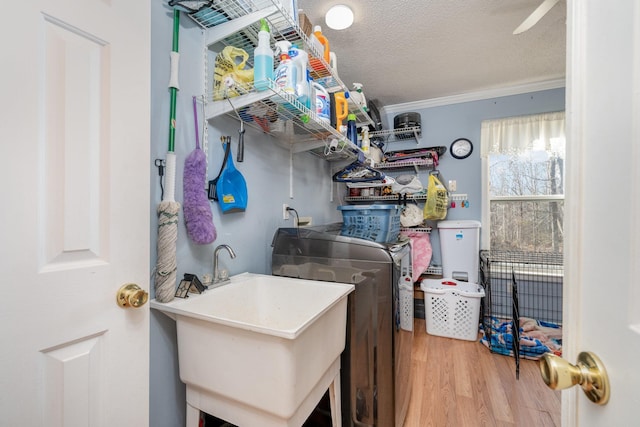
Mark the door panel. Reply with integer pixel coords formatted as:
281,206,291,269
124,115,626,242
0,1,150,426
565,0,640,424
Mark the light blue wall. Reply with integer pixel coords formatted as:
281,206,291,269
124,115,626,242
381,88,565,266
149,3,341,426
149,3,565,425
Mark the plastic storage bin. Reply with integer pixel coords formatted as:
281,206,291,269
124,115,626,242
437,220,481,283
421,278,485,341
338,204,402,243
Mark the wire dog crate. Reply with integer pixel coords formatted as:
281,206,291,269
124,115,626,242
479,250,564,377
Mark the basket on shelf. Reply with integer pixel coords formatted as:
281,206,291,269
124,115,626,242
337,204,402,243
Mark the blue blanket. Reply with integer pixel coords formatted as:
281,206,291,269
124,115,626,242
480,317,562,360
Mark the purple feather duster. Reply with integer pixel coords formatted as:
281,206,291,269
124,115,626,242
183,97,216,244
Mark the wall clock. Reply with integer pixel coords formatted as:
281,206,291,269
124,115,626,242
450,138,473,159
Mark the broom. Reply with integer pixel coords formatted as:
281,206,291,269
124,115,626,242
155,8,181,303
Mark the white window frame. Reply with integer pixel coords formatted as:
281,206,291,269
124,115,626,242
480,112,566,251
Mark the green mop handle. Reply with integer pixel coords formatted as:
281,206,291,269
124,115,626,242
168,9,180,153
164,9,180,203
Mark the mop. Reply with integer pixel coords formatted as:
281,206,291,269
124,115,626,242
155,8,182,303
183,96,216,244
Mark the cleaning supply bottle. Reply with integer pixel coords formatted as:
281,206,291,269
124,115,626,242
333,91,349,133
253,19,274,91
361,127,370,154
329,51,338,73
303,69,313,110
350,83,368,112
299,72,315,123
313,25,330,63
346,113,358,147
273,41,294,95
288,44,310,107
312,82,330,125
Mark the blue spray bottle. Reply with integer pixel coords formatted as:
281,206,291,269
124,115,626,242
253,19,274,91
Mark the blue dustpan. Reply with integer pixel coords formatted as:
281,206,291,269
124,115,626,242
216,138,247,212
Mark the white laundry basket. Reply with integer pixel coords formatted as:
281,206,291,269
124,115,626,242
421,278,485,341
399,281,414,331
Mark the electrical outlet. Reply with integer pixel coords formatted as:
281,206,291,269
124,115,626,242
283,203,290,220
448,180,457,192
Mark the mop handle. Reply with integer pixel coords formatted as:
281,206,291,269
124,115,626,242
164,9,180,203
167,9,180,153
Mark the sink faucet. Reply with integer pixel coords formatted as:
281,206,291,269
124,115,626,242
212,244,236,287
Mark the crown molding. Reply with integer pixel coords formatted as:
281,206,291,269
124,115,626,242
381,79,566,116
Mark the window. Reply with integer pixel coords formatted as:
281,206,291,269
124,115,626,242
481,112,565,252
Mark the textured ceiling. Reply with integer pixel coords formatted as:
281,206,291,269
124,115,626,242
296,0,566,108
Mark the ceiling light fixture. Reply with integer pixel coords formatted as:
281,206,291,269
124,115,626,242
325,5,354,30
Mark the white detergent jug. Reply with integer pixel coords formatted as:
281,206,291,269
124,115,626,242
312,82,330,125
288,45,310,108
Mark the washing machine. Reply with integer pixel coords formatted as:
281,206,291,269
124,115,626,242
271,224,413,427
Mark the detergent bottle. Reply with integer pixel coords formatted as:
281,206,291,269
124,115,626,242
299,72,315,124
273,41,294,95
313,25,331,63
253,19,274,91
303,69,313,110
288,44,310,108
312,82,330,125
333,91,349,133
329,51,338,73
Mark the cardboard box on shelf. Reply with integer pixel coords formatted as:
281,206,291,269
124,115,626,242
298,11,313,37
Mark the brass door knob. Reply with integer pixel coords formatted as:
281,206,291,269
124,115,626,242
540,351,610,405
116,283,149,308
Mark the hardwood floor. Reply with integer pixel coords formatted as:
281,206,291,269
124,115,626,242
405,319,561,427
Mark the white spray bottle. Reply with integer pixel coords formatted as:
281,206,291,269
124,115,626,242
351,83,368,112
273,41,294,95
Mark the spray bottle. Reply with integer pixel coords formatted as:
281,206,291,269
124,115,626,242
253,19,274,91
361,127,370,154
350,83,368,112
273,41,294,95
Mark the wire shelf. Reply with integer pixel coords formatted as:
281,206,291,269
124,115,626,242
188,0,373,129
345,194,427,202
204,79,360,161
370,126,422,144
374,158,436,170
400,227,432,234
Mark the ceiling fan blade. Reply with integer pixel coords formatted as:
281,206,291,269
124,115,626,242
513,0,560,34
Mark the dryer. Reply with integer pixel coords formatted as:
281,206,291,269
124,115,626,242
271,224,413,427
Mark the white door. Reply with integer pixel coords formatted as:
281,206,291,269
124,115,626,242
564,0,640,424
0,0,150,426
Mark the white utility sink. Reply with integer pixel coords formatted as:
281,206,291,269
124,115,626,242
151,272,354,427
